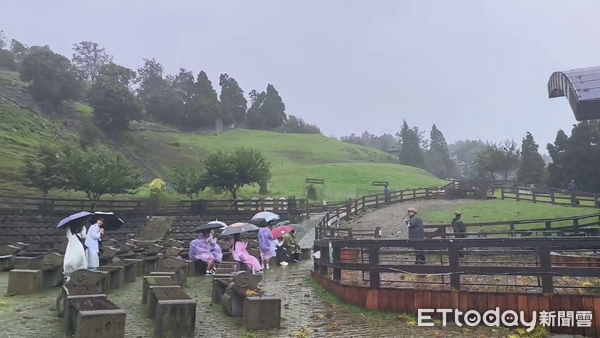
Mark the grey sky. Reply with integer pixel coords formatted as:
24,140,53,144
4,1,600,150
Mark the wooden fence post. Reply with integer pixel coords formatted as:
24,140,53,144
595,193,599,208
368,244,380,289
400,190,404,201
538,247,554,294
532,189,537,203
448,244,461,291
500,187,505,199
550,192,555,204
516,189,520,201
332,246,341,281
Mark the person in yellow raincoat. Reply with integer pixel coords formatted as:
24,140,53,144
282,230,301,263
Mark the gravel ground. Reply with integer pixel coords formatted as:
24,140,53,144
347,199,471,238
0,260,519,338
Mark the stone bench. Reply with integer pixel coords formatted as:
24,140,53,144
148,287,196,338
155,256,187,286
98,265,125,291
109,260,137,284
215,271,282,330
0,244,22,271
63,295,126,338
56,269,108,318
7,252,64,294
142,275,180,306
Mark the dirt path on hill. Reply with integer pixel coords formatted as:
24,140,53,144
345,199,472,238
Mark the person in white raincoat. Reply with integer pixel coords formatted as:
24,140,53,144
63,223,88,282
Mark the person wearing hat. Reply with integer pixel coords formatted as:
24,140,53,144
452,211,467,258
407,208,426,264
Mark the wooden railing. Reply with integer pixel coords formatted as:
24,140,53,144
314,186,443,239
313,237,600,294
501,187,600,208
0,194,304,216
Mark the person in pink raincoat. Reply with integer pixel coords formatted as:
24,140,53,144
189,230,216,275
232,233,263,274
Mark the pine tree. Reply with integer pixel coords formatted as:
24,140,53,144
219,74,247,126
517,132,546,184
262,84,287,129
426,124,455,178
187,71,222,128
397,120,426,169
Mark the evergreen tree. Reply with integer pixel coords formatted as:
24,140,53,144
397,120,425,169
219,74,247,125
425,124,455,178
261,84,287,129
246,89,266,129
547,122,600,191
517,132,545,184
186,71,222,129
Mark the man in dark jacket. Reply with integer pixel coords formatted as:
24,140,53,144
407,207,426,264
452,211,467,257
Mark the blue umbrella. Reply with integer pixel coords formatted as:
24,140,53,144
57,211,93,229
252,211,280,223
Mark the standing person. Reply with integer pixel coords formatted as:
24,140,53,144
407,208,426,264
258,223,276,270
567,179,579,206
452,211,467,258
190,230,216,275
84,218,104,270
232,234,263,274
384,184,390,203
63,223,87,282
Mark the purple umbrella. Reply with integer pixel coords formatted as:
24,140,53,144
57,211,93,229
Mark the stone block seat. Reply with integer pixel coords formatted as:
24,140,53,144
147,286,196,338
7,252,64,294
56,269,125,338
213,270,282,330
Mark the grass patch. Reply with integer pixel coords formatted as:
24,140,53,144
0,70,448,200
420,199,597,231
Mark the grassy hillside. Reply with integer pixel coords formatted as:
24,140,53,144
0,71,447,200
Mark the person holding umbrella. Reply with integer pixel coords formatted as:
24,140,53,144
84,217,104,270
190,229,217,275
258,222,276,270
283,230,301,263
58,211,92,282
232,233,263,274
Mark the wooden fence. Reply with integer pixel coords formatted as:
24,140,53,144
0,194,303,216
313,237,600,336
314,186,444,239
501,187,600,208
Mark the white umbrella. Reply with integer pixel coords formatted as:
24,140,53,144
252,211,279,223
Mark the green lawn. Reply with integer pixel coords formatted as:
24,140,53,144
130,127,447,200
420,199,598,232
0,71,448,201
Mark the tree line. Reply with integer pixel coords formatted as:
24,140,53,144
0,31,322,136
21,142,272,201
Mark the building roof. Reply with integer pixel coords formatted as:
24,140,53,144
548,66,600,121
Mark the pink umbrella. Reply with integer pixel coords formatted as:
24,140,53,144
272,225,294,240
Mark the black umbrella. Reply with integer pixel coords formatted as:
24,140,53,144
194,221,227,233
88,211,124,231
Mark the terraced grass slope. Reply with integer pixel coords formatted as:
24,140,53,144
0,70,448,200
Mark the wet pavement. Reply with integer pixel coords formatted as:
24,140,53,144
0,260,535,338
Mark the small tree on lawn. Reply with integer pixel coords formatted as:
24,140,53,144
204,147,272,201
20,144,63,196
167,163,207,199
59,144,145,201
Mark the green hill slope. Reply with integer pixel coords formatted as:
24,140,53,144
0,71,448,200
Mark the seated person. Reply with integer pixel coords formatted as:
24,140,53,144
209,230,223,264
274,237,290,266
232,234,263,274
189,230,216,275
282,230,301,263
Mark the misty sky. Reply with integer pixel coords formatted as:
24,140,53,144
4,1,600,150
